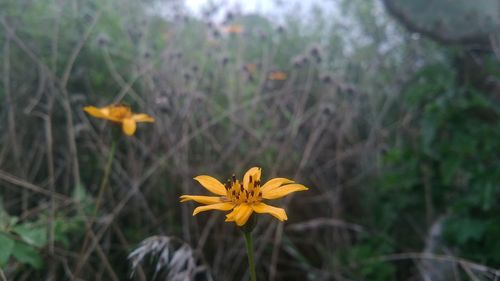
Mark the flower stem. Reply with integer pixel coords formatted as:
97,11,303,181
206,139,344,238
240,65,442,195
243,231,257,281
93,138,117,216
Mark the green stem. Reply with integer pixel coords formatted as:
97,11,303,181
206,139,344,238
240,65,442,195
243,231,257,281
92,138,117,217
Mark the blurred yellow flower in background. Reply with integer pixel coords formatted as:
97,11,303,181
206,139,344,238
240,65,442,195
267,71,288,81
181,167,308,226
223,24,243,34
244,63,258,75
84,104,154,136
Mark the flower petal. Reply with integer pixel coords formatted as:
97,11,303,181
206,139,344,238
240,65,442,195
225,204,254,226
243,167,261,190
192,202,234,216
251,202,288,221
84,106,122,122
180,195,223,204
132,113,155,122
122,118,136,136
194,175,227,196
260,178,294,193
224,207,239,222
84,106,107,118
234,204,253,226
261,184,308,200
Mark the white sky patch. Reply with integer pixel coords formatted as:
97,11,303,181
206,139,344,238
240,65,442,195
185,0,275,14
183,0,338,24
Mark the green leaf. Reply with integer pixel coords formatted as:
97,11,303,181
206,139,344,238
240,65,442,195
445,217,486,244
12,242,43,269
53,218,85,248
13,224,47,248
0,232,15,265
440,158,460,186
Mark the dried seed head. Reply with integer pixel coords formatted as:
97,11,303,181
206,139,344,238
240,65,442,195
321,74,333,84
310,45,321,58
96,33,110,47
292,56,304,68
128,236,209,281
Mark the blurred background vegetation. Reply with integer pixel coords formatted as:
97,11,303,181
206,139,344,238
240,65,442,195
0,0,499,280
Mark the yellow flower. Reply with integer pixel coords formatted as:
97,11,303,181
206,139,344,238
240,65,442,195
244,63,258,75
267,71,287,81
223,24,243,34
84,104,154,136
180,167,308,226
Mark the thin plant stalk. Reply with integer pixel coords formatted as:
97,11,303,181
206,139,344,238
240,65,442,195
75,135,119,273
93,137,118,216
79,135,117,236
243,231,257,281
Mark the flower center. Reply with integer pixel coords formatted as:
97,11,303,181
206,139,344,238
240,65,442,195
109,105,132,119
224,175,262,205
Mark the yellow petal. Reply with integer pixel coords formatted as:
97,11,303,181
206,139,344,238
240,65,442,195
268,71,287,81
243,167,261,190
260,178,294,193
194,175,227,196
193,202,234,215
234,204,253,226
225,204,254,226
84,106,107,118
132,113,155,122
261,184,308,200
180,195,222,204
251,202,288,221
84,106,123,122
100,107,122,121
224,207,238,222
122,118,136,136
84,106,117,121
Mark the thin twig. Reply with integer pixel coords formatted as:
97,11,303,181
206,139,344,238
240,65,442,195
373,252,500,276
0,170,71,202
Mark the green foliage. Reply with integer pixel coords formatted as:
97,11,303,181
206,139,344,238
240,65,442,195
344,236,395,281
0,196,86,270
0,233,15,265
11,242,43,269
13,224,48,248
373,52,500,271
0,202,44,269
